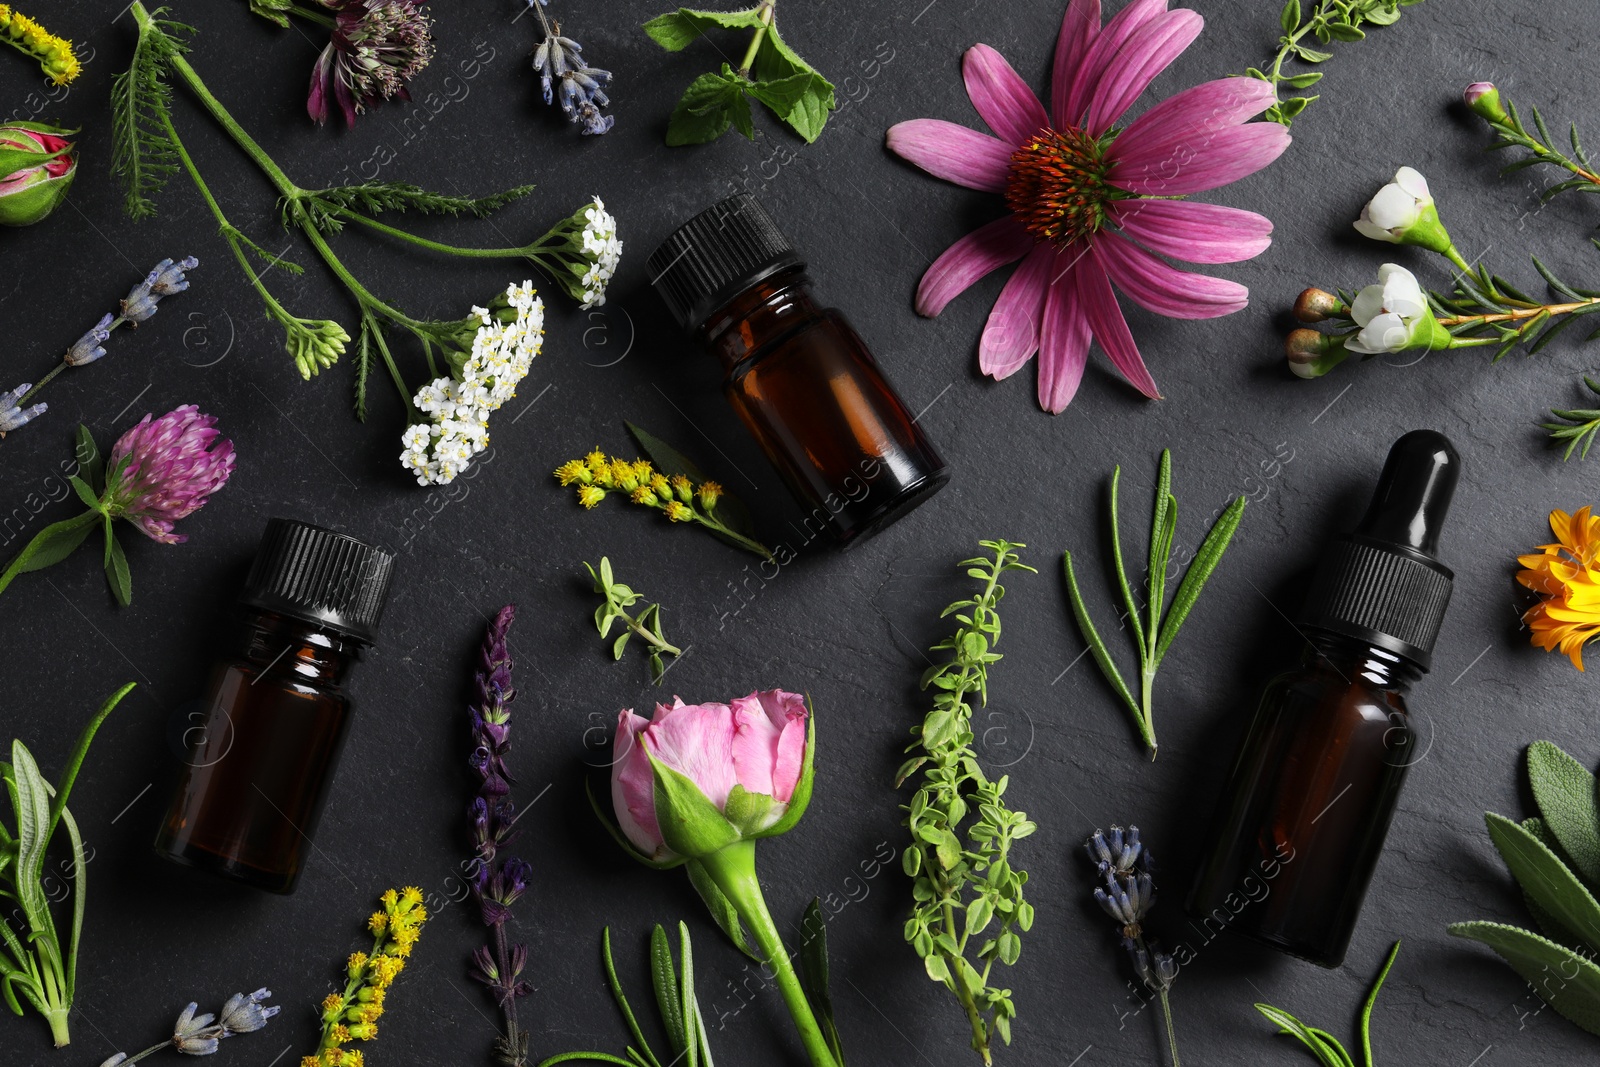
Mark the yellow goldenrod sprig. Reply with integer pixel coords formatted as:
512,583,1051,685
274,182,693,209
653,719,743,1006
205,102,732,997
0,5,80,85
301,887,428,1067
555,449,773,560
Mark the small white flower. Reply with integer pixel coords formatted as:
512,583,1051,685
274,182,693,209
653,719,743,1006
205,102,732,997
1345,264,1433,355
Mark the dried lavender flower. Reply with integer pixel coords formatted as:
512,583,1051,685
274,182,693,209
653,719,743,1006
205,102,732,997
526,3,613,134
1085,825,1181,1062
0,381,45,434
66,313,113,366
98,989,279,1065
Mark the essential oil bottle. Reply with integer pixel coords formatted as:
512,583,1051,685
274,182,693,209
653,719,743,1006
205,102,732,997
648,194,949,546
1188,430,1460,967
154,518,395,894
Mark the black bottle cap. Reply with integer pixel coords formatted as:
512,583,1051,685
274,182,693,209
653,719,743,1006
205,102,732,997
1300,430,1460,671
240,518,396,644
647,193,804,332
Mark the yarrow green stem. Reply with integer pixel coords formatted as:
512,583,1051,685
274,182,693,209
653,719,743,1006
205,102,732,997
1064,451,1245,760
1243,0,1424,126
897,540,1037,1066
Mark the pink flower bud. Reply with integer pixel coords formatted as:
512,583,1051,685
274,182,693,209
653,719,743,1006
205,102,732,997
0,122,76,227
1464,82,1508,124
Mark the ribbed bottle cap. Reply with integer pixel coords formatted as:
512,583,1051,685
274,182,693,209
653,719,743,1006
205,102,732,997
647,193,804,332
241,518,395,644
1300,431,1460,671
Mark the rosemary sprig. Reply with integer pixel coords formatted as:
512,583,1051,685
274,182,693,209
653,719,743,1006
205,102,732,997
897,540,1037,1066
1244,0,1424,127
1254,940,1401,1066
1543,375,1600,460
1064,451,1246,760
1466,83,1600,202
586,558,682,684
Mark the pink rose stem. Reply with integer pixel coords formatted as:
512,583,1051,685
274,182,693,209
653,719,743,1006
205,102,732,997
693,840,839,1067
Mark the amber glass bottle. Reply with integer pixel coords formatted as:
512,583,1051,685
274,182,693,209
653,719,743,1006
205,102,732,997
1189,430,1460,967
154,519,395,894
649,194,948,546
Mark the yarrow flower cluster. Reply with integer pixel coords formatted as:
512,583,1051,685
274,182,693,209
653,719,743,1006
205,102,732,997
99,989,280,1066
302,888,429,1067
527,2,614,134
400,281,543,486
309,0,435,127
2,256,199,437
0,5,80,85
526,197,622,308
554,449,772,558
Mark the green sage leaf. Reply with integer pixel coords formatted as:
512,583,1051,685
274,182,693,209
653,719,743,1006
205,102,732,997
1484,811,1600,949
1449,921,1600,1035
1527,740,1600,887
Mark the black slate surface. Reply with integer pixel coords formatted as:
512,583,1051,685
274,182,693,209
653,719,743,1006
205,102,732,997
3,1,1598,1064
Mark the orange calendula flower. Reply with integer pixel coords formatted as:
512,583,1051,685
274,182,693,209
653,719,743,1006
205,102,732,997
1517,506,1600,670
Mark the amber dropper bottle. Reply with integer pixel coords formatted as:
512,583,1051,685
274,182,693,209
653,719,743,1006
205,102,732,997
154,518,395,894
1188,430,1460,967
648,194,949,546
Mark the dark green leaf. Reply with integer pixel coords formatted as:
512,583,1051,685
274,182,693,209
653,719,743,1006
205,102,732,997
1449,921,1600,1035
651,924,687,1054
1062,551,1146,730
2,511,100,582
74,425,103,494
600,927,666,1067
1528,741,1600,887
798,898,845,1067
1253,1003,1354,1067
105,531,133,606
1484,811,1600,948
747,70,832,143
1155,494,1246,663
665,67,752,145
642,7,768,51
68,476,99,512
49,683,135,842
626,421,760,542
1108,467,1147,660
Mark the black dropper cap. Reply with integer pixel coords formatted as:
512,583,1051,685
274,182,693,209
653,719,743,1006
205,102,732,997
240,518,396,644
1300,430,1460,671
647,194,804,333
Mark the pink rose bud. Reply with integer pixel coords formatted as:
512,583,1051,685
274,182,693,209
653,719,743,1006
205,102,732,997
0,121,77,227
611,689,812,863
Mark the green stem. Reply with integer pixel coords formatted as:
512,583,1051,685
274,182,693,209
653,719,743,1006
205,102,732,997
16,361,68,407
337,207,552,259
286,1,336,29
696,842,838,1067
1157,987,1181,1067
939,944,991,1066
1441,246,1475,277
44,1005,70,1048
694,513,775,561
110,1040,170,1065
737,0,776,77
618,605,682,657
1139,665,1157,761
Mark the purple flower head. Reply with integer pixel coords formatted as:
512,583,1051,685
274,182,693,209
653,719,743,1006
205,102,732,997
468,943,499,985
149,256,198,297
309,0,435,127
105,405,236,544
66,313,113,367
0,383,46,434
218,988,279,1035
171,1002,223,1055
532,34,613,134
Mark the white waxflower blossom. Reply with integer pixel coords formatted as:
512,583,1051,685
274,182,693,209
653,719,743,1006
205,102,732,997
399,280,545,486
1345,264,1436,355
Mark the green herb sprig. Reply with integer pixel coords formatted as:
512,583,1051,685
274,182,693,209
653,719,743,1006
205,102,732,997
0,682,136,1048
586,558,682,685
643,2,836,145
1466,83,1600,202
1543,376,1600,460
1064,451,1246,760
1450,741,1600,1037
898,540,1037,1065
1244,0,1424,127
1255,940,1402,1065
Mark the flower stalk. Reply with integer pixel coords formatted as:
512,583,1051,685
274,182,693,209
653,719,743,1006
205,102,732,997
1465,81,1600,200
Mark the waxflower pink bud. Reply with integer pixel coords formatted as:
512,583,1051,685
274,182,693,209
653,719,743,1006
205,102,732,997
105,405,237,544
0,121,76,227
1464,81,1508,124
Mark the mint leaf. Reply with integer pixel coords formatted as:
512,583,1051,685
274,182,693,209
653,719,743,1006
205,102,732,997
1449,921,1600,1035
748,70,831,143
1484,811,1600,949
1528,740,1600,887
643,6,767,51
666,66,753,145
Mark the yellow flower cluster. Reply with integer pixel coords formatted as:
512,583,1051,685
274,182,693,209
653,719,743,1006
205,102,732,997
301,887,428,1067
1517,506,1600,671
0,5,80,85
554,450,722,521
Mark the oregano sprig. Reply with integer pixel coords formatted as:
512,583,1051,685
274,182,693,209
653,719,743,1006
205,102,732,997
643,2,836,145
585,558,682,685
897,540,1037,1065
1063,451,1246,760
1243,0,1424,127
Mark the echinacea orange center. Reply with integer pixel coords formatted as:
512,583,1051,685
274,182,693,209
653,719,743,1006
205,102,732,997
1004,125,1122,246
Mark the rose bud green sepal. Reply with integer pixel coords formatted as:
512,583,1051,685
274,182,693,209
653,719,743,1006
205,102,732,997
0,121,77,227
647,750,745,857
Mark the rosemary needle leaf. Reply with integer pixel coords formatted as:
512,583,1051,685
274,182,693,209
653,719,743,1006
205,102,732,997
1155,495,1248,664
1109,466,1147,659
1063,551,1144,724
1146,450,1174,639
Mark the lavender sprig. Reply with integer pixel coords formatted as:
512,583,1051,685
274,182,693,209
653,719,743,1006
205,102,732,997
98,989,279,1066
525,1,614,134
1086,826,1182,1066
466,605,535,1067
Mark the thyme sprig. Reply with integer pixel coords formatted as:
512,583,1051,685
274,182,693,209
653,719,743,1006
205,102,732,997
1466,83,1600,202
897,540,1037,1065
586,558,682,685
1544,376,1600,460
1064,451,1246,760
1243,0,1424,127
